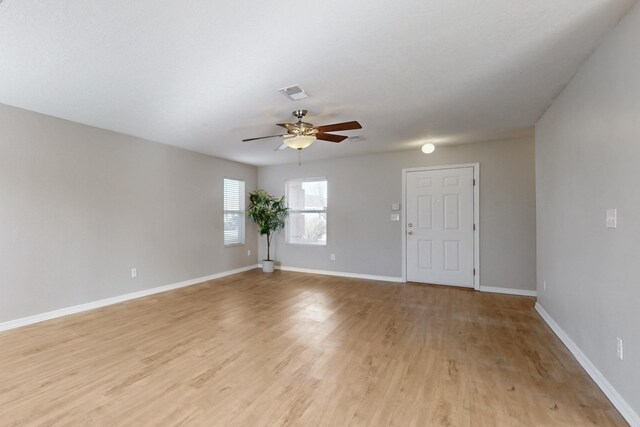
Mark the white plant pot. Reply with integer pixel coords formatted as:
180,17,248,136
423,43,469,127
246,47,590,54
262,260,275,273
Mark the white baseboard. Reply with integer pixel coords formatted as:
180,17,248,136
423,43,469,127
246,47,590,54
259,266,536,294
258,264,404,283
0,264,259,333
480,286,537,297
535,303,640,427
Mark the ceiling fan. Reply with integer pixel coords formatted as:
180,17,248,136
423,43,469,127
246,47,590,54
242,110,362,151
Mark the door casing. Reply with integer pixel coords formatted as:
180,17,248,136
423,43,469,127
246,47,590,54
402,163,480,290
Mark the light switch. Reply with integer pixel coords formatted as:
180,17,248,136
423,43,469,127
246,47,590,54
391,203,400,211
606,209,617,229
391,214,400,222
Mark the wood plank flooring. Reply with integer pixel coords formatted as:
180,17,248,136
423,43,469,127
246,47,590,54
0,270,627,426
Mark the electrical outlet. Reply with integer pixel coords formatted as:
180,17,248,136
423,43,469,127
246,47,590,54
248,249,251,256
543,280,547,291
330,253,336,261
131,268,137,278
617,337,624,360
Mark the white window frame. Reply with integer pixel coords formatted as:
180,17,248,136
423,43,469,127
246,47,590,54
223,178,245,247
285,177,328,246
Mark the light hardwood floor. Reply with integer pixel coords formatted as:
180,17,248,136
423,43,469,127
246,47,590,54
0,270,627,426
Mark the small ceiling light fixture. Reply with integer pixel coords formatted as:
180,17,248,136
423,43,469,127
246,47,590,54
284,135,316,150
421,143,436,154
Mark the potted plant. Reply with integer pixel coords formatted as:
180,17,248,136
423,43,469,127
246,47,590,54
247,190,289,273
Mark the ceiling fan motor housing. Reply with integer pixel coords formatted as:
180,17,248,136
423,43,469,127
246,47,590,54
292,110,308,120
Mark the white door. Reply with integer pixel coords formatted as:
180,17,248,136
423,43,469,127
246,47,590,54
406,167,475,287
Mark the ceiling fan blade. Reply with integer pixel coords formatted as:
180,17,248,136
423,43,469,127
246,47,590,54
242,134,286,142
316,133,348,143
315,121,362,133
276,123,296,130
274,143,287,151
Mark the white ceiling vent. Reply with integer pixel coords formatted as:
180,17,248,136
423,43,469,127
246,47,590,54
278,84,309,101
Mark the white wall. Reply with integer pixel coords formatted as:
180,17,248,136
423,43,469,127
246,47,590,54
536,1,640,420
0,103,258,323
258,137,536,291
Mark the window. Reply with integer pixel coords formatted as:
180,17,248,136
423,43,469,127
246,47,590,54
223,178,245,246
286,178,327,245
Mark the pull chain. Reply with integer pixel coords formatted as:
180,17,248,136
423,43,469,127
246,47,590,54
298,149,301,166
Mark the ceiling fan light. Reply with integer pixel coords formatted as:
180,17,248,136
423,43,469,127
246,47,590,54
421,143,436,154
285,135,316,150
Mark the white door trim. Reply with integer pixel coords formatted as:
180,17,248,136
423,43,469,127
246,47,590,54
402,163,480,290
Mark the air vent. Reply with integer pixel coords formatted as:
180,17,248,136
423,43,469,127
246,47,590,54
278,84,309,101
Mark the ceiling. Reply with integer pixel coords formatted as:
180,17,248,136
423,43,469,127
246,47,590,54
0,0,635,166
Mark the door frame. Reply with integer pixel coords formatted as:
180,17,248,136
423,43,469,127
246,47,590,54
401,163,480,290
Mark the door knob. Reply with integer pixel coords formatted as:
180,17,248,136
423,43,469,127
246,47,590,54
407,231,414,235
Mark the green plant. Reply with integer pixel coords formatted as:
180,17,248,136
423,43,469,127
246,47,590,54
247,190,289,261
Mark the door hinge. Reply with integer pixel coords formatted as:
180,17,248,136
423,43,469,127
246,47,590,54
473,268,476,276
473,224,476,231
473,178,476,186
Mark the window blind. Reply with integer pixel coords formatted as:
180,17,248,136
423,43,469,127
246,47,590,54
224,178,245,246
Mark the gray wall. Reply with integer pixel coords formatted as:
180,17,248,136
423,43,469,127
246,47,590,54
0,103,258,323
536,2,640,416
258,137,536,291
